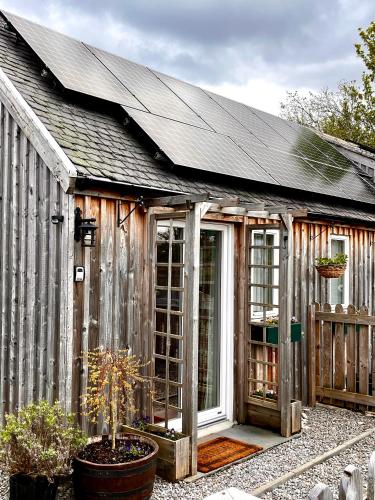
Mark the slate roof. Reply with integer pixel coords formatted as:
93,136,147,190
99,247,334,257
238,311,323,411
1,18,375,222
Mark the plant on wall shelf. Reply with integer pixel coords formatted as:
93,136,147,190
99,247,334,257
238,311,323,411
315,253,348,278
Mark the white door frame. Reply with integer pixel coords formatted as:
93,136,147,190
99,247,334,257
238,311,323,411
197,222,234,427
155,220,234,430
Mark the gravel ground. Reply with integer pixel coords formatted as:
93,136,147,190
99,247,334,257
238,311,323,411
152,406,375,499
262,432,375,499
0,406,374,500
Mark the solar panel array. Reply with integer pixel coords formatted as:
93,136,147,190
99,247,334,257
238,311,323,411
4,10,375,205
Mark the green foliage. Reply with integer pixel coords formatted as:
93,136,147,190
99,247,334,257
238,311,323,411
281,21,375,148
0,401,87,480
315,253,348,266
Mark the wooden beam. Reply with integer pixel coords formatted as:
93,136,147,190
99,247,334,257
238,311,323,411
182,202,201,476
279,213,294,437
0,68,76,193
146,193,211,207
316,387,375,406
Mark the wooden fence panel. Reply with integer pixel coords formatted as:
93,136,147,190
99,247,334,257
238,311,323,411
308,303,375,410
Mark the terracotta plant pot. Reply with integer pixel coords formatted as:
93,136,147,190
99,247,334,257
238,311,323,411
73,433,159,500
315,264,346,278
9,474,58,500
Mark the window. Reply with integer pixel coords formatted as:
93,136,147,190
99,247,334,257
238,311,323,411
250,230,279,318
329,235,349,306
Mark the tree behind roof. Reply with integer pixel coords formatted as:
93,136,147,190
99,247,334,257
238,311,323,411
280,21,375,149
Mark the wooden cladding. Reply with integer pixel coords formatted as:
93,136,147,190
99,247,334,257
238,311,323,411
0,103,74,420
308,303,375,409
72,196,147,422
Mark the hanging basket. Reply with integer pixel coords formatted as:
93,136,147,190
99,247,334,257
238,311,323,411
315,264,346,278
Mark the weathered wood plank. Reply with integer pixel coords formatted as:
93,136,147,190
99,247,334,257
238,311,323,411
334,305,345,402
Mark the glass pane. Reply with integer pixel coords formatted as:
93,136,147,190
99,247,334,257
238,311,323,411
170,338,183,360
156,242,169,263
171,290,183,312
251,232,275,313
156,289,168,310
170,314,183,336
173,227,184,241
156,266,168,286
169,361,182,383
331,239,345,304
155,335,167,356
198,230,221,412
155,358,166,380
157,226,169,241
155,311,167,333
172,243,183,263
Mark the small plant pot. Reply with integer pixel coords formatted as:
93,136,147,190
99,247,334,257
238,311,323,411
73,433,159,500
315,264,346,278
9,474,58,500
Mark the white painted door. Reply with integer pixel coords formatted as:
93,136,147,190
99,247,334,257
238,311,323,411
197,223,234,427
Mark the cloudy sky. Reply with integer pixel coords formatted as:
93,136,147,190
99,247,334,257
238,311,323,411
0,0,373,114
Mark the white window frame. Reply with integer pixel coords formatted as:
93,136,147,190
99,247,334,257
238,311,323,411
251,229,280,319
328,234,349,307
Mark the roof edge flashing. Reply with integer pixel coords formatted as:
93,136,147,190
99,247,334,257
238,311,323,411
0,66,76,193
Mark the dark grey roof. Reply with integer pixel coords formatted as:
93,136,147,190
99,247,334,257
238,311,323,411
1,16,375,222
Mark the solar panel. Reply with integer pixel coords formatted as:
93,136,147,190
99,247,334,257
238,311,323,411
88,46,209,129
4,10,374,205
234,138,349,199
123,107,277,185
3,11,145,108
153,71,265,146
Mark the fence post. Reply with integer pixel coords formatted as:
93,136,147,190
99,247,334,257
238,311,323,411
368,451,375,500
308,303,316,406
339,465,363,500
308,483,333,499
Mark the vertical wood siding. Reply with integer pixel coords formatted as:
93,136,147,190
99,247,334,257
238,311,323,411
72,195,146,421
0,102,74,421
292,220,375,402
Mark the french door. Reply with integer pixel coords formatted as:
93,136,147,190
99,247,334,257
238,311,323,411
153,221,233,429
197,224,233,426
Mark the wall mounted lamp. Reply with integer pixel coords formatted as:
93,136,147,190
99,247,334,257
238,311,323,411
74,207,97,247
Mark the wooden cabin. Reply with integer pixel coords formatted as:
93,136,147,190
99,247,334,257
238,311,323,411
1,11,375,475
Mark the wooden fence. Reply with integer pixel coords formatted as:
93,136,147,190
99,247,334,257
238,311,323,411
307,303,375,409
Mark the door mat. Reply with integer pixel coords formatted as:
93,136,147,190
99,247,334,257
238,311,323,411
197,437,263,473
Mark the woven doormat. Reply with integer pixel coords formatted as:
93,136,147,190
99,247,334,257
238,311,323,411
197,437,263,473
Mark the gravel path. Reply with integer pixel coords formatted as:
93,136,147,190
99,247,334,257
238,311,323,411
262,432,375,499
0,406,374,500
152,406,375,499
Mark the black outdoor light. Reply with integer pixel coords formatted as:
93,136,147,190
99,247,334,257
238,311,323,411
74,207,97,247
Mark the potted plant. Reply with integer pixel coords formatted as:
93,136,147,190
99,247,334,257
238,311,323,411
0,400,87,500
315,253,348,278
73,348,159,500
123,416,190,481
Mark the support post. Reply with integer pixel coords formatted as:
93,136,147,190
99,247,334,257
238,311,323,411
308,303,317,406
182,202,201,476
279,214,293,437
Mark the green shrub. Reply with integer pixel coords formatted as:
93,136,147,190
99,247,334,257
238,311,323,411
315,253,348,266
0,401,87,481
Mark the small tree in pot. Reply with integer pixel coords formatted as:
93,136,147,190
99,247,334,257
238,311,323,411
0,401,87,500
74,348,159,500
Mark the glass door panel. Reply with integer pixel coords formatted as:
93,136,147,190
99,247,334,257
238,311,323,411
198,230,222,412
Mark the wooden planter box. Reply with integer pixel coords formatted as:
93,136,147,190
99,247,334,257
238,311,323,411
251,322,302,344
247,398,301,435
122,424,190,481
